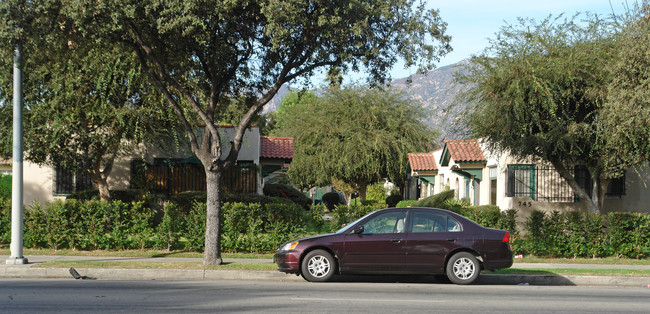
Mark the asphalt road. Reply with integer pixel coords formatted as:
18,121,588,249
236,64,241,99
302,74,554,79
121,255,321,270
2,279,649,313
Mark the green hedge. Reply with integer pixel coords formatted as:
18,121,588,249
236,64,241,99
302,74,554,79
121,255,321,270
0,198,10,244
168,191,277,214
11,197,307,253
514,210,650,259
0,174,10,200
2,194,648,258
146,200,307,253
24,199,155,250
66,189,151,203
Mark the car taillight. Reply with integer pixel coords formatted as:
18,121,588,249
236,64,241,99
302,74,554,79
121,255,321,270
502,231,510,243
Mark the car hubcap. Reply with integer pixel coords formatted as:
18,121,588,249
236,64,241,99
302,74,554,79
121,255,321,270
307,255,330,278
453,257,475,279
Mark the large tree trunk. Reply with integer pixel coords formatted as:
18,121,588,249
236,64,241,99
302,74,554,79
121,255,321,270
592,170,610,214
96,179,111,202
89,169,111,202
357,184,368,202
204,169,223,265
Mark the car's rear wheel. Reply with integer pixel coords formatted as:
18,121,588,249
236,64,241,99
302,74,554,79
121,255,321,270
301,249,336,282
446,252,480,285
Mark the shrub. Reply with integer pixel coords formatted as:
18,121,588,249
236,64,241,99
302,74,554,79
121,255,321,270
395,199,417,207
183,201,206,252
169,191,276,213
327,203,384,232
366,182,387,202
385,194,403,208
67,189,149,203
184,199,307,253
152,202,184,250
263,183,312,209
220,201,306,253
518,210,611,258
606,212,650,259
322,192,343,211
0,198,11,244
23,199,155,250
412,190,455,208
460,205,502,228
168,191,207,213
440,198,470,213
0,174,11,200
307,203,327,233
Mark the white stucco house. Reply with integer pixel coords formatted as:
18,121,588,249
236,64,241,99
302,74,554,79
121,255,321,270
408,139,650,216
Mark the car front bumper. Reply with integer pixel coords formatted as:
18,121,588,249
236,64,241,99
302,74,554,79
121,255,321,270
273,251,301,273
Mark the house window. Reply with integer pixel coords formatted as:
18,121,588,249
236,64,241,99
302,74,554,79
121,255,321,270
489,167,497,205
54,166,94,195
606,173,626,197
506,165,536,200
130,158,257,194
575,166,626,198
507,165,626,203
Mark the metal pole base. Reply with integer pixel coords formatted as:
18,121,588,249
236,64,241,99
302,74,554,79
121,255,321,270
6,257,29,265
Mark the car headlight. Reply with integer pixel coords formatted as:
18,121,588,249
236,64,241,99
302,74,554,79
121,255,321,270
280,241,299,252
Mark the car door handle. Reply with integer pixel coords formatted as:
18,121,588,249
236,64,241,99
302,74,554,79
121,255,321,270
391,238,402,243
447,238,457,242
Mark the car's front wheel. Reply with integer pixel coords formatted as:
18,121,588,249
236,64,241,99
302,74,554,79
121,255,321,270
446,252,480,285
301,249,336,282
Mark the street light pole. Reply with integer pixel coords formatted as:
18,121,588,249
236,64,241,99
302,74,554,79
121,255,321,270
6,42,28,265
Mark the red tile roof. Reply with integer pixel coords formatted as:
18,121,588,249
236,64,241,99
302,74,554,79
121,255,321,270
408,152,438,171
261,136,294,159
444,139,485,162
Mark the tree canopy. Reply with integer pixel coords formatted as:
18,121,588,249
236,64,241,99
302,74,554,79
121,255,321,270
458,10,650,214
275,86,437,201
2,0,452,264
601,4,650,178
0,1,176,201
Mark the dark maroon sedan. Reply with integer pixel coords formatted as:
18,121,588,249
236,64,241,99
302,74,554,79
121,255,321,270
274,207,513,284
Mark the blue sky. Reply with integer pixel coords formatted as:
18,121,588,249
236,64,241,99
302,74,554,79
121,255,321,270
388,0,635,78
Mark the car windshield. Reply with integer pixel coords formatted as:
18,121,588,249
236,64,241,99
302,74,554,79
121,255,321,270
335,212,375,234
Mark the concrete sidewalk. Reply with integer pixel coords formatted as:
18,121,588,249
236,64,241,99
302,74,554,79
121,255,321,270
2,255,650,287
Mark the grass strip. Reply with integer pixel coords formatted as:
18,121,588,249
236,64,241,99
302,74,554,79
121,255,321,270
0,248,273,260
34,260,278,271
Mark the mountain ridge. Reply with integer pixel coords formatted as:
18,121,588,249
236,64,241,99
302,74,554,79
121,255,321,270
263,60,472,141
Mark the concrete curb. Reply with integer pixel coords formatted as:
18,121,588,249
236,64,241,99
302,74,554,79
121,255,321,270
2,266,648,287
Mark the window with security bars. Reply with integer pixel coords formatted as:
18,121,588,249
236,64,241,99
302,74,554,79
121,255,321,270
54,166,94,195
574,166,626,199
130,159,257,194
506,165,626,202
506,165,536,200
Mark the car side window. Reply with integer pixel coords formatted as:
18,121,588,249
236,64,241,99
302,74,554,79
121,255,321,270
411,211,463,233
448,217,462,232
411,211,448,233
361,211,407,234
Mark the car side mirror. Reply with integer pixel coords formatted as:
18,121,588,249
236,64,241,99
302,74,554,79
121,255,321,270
353,226,364,234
